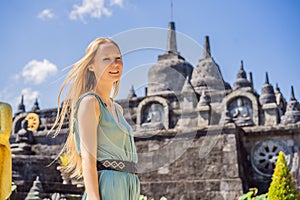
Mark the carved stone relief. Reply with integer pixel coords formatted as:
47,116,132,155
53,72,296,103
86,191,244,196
228,97,254,126
251,139,292,177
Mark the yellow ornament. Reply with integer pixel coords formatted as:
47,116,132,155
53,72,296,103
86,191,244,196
25,113,40,131
0,102,12,200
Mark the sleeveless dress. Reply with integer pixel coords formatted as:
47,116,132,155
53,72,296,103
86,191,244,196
73,91,140,200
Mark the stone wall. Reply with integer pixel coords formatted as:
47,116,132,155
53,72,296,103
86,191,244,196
136,127,244,199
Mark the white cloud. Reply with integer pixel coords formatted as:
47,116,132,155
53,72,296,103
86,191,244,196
69,0,123,21
22,59,58,85
110,0,123,7
11,74,20,81
37,9,55,20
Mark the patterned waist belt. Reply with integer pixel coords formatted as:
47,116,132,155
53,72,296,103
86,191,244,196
97,159,138,174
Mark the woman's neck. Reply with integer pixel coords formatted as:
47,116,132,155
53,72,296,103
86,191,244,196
94,81,114,103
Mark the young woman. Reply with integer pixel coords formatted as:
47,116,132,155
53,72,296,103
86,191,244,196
52,38,140,200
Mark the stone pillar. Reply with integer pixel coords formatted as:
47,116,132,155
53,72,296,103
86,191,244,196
198,105,211,127
197,90,211,127
262,103,279,125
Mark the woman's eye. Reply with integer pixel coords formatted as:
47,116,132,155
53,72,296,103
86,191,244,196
103,58,110,61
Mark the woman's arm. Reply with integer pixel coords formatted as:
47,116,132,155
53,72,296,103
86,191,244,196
77,95,101,200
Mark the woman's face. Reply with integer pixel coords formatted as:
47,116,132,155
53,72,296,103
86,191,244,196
90,42,123,84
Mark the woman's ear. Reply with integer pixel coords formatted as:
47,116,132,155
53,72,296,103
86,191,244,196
88,65,94,72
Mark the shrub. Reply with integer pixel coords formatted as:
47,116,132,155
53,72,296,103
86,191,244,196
268,151,300,200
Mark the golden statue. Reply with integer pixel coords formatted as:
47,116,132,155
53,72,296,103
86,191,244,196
0,102,12,200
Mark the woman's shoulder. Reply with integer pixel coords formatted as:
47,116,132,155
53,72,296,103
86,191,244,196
79,94,99,106
76,93,102,118
76,91,104,107
114,102,123,115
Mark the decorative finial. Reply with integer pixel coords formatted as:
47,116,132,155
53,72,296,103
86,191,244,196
240,60,244,70
281,85,300,124
128,85,137,99
198,90,211,106
203,36,211,58
17,95,26,113
249,72,254,89
233,61,251,89
291,86,296,101
167,21,177,53
31,98,40,111
265,72,269,84
170,0,174,21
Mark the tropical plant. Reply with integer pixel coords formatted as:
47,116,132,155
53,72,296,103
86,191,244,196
268,151,300,200
238,188,268,200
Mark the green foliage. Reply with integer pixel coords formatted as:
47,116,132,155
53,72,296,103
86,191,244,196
239,188,268,200
268,151,300,200
139,195,148,200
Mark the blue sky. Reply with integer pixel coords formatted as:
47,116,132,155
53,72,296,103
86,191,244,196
0,0,300,112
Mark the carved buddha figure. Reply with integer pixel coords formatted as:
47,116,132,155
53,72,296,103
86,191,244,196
229,97,254,126
16,120,34,144
142,103,165,130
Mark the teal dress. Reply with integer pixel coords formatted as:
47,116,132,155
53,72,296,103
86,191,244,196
73,91,140,200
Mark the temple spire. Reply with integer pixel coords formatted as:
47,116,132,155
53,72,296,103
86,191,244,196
170,0,174,21
233,60,251,90
265,72,269,84
17,95,26,113
249,72,254,90
167,21,177,53
31,98,40,112
291,85,296,101
259,72,276,105
240,60,244,70
203,36,211,58
127,85,137,99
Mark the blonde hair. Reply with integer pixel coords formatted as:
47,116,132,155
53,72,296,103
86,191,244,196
51,38,121,179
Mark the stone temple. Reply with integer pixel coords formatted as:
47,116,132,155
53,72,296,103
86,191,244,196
9,22,300,199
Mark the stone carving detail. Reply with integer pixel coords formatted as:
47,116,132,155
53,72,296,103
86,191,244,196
136,96,169,132
281,86,300,124
228,97,254,126
15,120,35,144
251,139,292,177
11,113,40,155
141,103,165,130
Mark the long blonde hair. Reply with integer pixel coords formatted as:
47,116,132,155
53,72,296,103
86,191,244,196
51,38,121,179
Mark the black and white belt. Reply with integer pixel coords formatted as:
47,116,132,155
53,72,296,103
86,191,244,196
97,159,138,174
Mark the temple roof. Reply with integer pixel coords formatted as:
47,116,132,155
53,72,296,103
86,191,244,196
259,72,276,105
190,36,231,94
281,86,300,124
233,60,252,90
147,21,193,95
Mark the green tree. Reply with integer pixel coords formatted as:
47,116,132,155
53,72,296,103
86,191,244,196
268,151,300,200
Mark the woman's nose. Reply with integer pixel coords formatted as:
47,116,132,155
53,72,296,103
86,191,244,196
112,58,120,66
111,60,118,67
